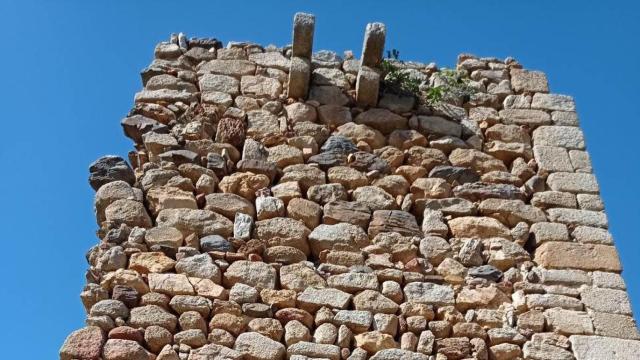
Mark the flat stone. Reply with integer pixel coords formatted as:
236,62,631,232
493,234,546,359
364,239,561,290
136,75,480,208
535,241,621,272
368,210,421,238
452,182,526,202
356,108,408,135
148,273,195,296
448,216,511,239
176,254,221,282
547,172,599,194
530,222,570,246
499,109,551,127
580,287,632,315
532,126,585,149
334,310,373,333
241,75,282,99
522,341,573,360
309,223,370,256
248,51,291,71
478,199,546,226
156,208,233,238
544,308,594,335
188,344,243,360
327,272,379,293
323,200,371,229
403,282,454,306
197,59,256,78
572,226,613,244
297,287,352,311
510,69,549,93
198,74,240,95
534,146,574,172
429,165,480,185
570,335,640,360
546,208,608,228
532,93,576,111
369,349,429,360
352,290,399,315
590,312,640,340
287,341,341,360
413,116,462,137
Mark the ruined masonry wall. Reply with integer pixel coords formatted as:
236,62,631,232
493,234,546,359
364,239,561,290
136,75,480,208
60,13,639,360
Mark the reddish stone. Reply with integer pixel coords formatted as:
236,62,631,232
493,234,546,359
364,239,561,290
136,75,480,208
60,326,105,360
108,326,144,344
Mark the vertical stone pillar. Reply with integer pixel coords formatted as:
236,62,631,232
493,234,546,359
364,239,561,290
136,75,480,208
287,12,315,100
356,23,386,107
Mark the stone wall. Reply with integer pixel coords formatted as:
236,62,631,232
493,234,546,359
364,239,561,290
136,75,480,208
60,13,639,360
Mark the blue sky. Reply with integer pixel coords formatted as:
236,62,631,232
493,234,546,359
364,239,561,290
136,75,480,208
0,0,638,357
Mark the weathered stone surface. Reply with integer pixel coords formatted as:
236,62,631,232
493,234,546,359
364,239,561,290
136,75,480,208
580,287,633,315
287,341,341,360
89,156,136,190
448,216,511,239
535,241,621,272
309,223,370,256
297,287,352,311
323,200,371,229
547,172,599,193
510,69,549,93
280,262,326,292
356,108,407,135
570,335,640,360
253,217,311,254
368,210,421,238
156,208,233,238
60,326,105,360
223,260,277,290
102,339,154,360
234,332,285,360
403,282,454,306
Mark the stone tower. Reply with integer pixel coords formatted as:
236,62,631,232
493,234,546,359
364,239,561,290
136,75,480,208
60,13,639,360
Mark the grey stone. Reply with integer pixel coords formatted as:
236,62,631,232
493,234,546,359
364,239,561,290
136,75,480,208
570,335,640,360
580,287,633,315
288,56,311,99
413,115,462,137
89,156,135,191
532,126,585,149
531,93,576,111
546,208,608,228
403,282,454,306
360,22,386,68
292,13,315,59
547,172,599,194
234,332,285,360
533,146,574,172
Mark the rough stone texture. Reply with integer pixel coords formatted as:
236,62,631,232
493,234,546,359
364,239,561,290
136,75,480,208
63,19,640,360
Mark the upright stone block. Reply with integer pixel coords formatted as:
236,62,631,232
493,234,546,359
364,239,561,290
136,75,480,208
356,22,386,107
360,23,386,68
292,13,315,58
287,13,315,100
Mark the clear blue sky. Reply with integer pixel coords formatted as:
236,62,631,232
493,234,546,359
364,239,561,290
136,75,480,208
0,1,638,357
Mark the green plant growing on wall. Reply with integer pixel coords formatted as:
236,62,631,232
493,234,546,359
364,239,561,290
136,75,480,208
425,69,475,106
380,59,421,96
380,49,475,107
